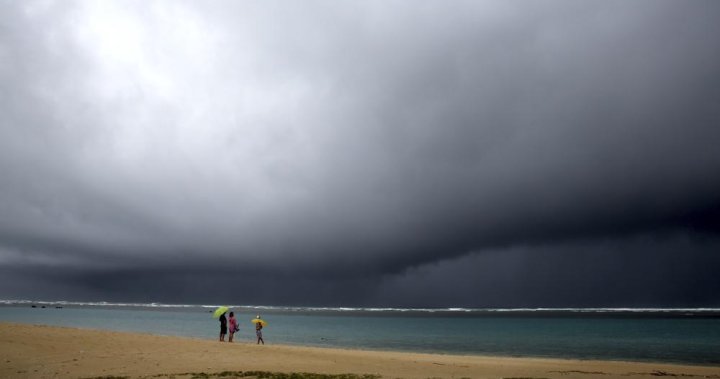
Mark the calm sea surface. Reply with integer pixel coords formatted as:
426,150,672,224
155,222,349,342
1,301,719,365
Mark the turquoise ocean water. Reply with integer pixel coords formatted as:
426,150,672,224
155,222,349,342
1,300,719,365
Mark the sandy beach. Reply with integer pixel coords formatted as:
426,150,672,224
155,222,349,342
1,322,718,379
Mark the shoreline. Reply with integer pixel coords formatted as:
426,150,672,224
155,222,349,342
2,322,719,379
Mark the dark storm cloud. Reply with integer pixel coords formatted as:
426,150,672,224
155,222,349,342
1,1,719,306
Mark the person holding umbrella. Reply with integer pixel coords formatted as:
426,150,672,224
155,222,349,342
213,306,229,342
252,315,266,344
219,312,228,341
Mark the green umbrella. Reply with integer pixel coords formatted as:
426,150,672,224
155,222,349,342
213,306,229,318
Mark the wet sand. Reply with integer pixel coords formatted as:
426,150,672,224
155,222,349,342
1,322,718,379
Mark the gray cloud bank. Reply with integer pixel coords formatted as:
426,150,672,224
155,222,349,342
1,0,719,306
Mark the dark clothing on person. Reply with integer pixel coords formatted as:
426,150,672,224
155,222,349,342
219,313,228,334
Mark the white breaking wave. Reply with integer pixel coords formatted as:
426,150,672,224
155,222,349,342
2,299,719,313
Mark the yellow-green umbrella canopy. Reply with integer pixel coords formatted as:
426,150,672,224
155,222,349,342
213,306,229,318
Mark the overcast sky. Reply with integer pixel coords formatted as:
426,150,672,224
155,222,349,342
1,0,719,307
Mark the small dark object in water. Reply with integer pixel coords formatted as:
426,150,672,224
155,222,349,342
41,306,46,308
55,306,63,309
31,305,36,308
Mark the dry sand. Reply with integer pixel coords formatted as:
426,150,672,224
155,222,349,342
1,322,718,379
